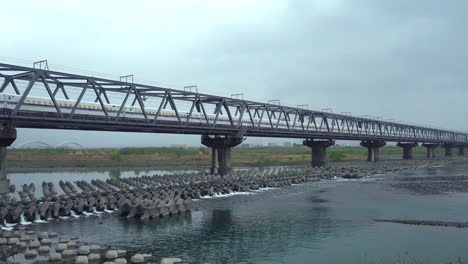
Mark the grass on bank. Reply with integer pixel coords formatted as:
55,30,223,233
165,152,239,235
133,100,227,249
7,145,448,169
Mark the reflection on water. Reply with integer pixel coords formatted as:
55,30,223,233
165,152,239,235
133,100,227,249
9,165,468,264
109,170,121,179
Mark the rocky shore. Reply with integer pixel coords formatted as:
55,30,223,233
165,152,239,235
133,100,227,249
1,229,157,264
375,219,468,228
0,158,453,263
389,174,468,194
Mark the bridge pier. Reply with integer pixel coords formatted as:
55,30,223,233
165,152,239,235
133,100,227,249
457,146,465,156
360,140,386,162
422,143,438,159
0,125,16,197
303,139,335,167
210,148,219,175
201,135,242,176
443,144,454,157
397,142,418,160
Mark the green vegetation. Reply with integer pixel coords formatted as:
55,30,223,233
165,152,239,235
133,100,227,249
109,150,122,161
118,146,205,156
327,150,346,161
6,145,449,171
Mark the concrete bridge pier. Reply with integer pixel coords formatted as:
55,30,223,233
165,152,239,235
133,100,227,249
457,146,465,156
397,142,418,160
303,139,335,167
210,148,218,175
443,144,454,157
422,143,438,159
360,140,386,162
0,125,17,196
201,135,243,176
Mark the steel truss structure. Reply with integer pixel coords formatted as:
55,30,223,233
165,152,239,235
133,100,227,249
0,62,467,144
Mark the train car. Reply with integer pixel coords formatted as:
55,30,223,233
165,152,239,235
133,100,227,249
0,93,346,132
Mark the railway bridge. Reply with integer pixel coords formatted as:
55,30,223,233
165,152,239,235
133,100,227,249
0,62,467,194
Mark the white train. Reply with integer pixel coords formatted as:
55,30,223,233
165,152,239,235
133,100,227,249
0,93,343,131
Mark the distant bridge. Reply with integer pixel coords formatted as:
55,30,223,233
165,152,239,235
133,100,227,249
0,61,465,183
14,141,85,149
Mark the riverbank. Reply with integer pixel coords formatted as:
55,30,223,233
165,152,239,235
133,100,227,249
7,146,447,172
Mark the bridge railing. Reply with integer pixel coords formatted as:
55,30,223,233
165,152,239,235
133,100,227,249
0,62,467,144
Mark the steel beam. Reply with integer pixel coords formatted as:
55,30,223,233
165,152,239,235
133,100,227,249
0,62,466,144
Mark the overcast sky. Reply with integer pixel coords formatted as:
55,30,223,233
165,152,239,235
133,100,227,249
1,0,467,148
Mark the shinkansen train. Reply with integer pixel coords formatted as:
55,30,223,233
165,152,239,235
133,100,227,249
0,93,342,131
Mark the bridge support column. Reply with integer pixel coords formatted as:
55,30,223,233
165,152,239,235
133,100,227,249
422,143,438,159
303,139,335,167
201,135,242,176
397,142,418,160
360,140,386,162
457,146,465,156
210,148,218,175
0,125,16,196
443,144,454,157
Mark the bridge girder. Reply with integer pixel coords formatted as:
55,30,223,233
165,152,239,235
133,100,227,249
0,62,466,144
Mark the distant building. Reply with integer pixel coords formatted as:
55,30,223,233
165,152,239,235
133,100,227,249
239,143,252,148
267,142,278,147
282,142,292,147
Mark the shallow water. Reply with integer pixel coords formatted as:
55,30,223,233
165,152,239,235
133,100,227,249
8,163,468,264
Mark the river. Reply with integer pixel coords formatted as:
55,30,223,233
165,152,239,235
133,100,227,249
7,163,468,264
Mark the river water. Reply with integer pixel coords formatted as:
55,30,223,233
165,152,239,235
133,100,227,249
8,163,468,264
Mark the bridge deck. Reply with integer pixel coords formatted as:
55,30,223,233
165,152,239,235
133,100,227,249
0,62,466,144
